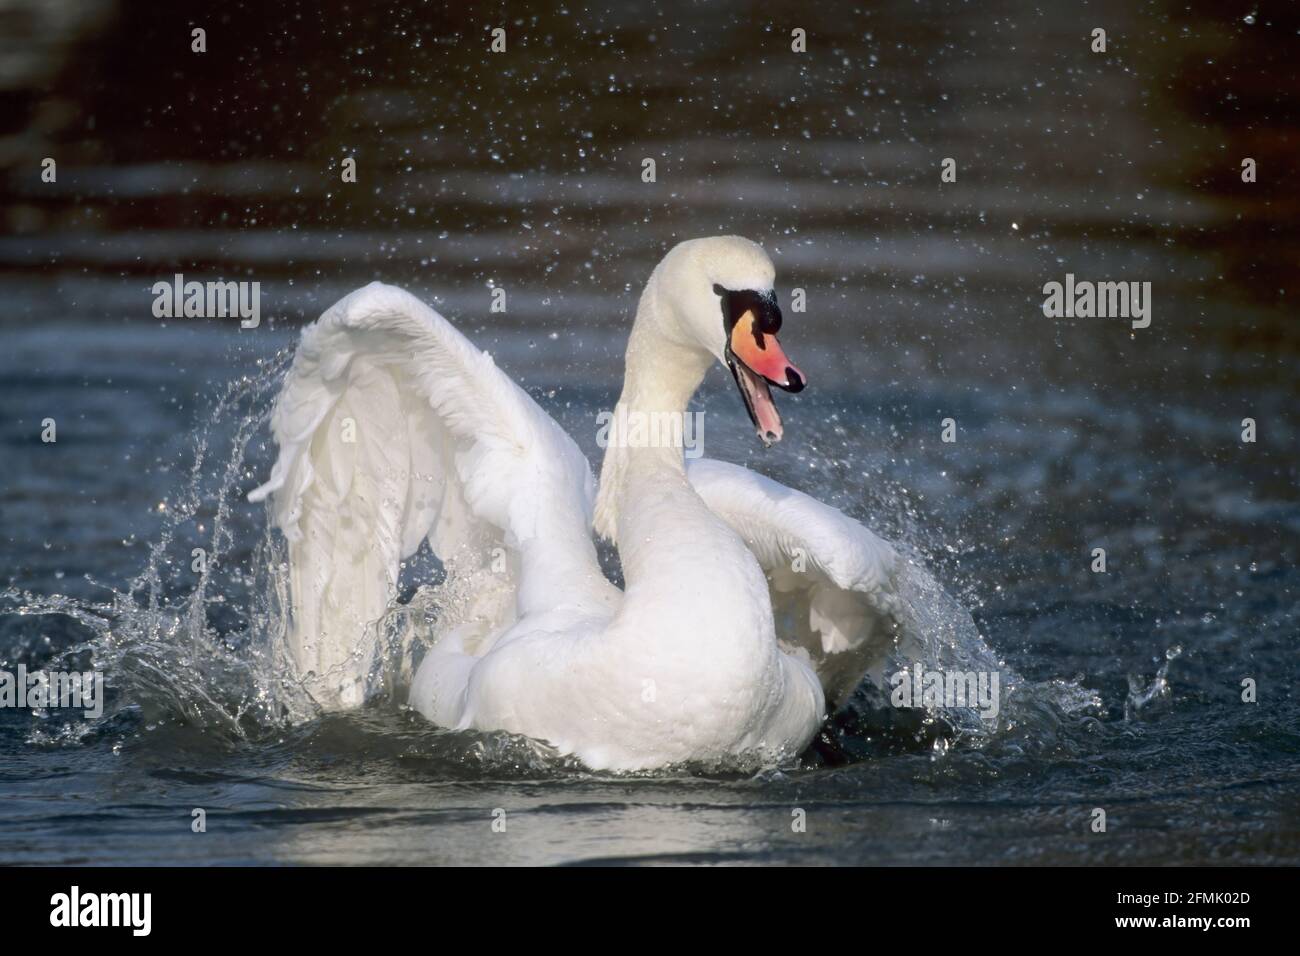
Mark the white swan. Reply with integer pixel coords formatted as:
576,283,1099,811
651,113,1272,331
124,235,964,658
249,237,903,771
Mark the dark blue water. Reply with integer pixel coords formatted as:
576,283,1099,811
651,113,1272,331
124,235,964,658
1,0,1297,864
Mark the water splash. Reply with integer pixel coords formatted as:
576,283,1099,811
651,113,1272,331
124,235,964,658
1,348,317,742
1125,644,1183,721
809,552,1102,765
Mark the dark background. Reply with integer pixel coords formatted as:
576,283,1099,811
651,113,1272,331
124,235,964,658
2,0,1295,357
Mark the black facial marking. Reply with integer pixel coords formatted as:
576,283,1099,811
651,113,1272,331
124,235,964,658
715,285,783,336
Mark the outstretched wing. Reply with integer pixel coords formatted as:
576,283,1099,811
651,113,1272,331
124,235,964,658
249,282,611,709
687,458,904,711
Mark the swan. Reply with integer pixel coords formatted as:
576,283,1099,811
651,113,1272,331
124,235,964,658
249,236,904,771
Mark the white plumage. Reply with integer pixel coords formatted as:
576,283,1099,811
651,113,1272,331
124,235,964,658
250,238,906,771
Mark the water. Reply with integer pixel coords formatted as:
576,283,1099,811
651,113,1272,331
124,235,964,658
1,0,1297,865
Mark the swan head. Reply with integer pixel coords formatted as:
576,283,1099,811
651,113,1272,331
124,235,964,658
656,236,806,446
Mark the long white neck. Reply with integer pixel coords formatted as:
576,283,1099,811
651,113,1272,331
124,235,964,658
593,260,776,660
594,263,709,543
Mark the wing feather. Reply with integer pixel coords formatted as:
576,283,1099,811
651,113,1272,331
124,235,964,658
687,457,903,710
249,282,606,708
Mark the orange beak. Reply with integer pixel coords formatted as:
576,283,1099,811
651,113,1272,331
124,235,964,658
726,308,806,446
729,309,805,390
